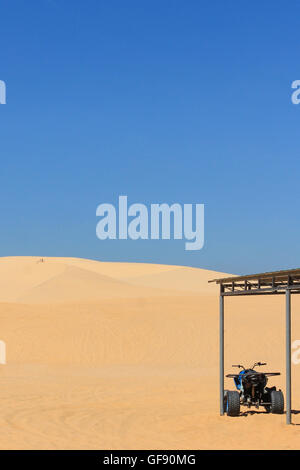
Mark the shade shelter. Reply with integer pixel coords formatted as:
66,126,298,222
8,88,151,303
209,268,300,424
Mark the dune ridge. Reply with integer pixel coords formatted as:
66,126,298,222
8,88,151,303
0,257,226,303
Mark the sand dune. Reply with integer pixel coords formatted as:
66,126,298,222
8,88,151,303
0,257,228,303
0,256,299,449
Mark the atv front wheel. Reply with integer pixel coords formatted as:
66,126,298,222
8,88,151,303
270,390,284,414
223,390,229,411
226,391,240,417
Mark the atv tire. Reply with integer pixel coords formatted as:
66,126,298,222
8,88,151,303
223,390,229,411
270,390,284,414
226,391,240,417
264,404,271,413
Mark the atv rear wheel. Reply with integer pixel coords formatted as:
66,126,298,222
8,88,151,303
226,391,240,417
270,390,284,414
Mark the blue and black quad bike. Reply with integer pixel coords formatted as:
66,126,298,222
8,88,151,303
224,362,284,416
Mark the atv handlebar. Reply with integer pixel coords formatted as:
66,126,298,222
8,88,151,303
231,362,267,370
251,361,267,369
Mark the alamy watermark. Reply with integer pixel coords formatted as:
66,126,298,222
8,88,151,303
96,196,204,251
292,339,300,365
0,80,6,104
0,341,6,364
291,80,300,104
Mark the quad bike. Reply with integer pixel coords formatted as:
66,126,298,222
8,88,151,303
224,362,284,417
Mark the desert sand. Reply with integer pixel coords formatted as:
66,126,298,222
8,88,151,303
0,256,299,449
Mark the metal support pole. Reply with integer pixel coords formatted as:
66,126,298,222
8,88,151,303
286,289,291,424
220,292,224,415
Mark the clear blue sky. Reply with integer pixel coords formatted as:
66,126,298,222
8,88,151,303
0,1,299,274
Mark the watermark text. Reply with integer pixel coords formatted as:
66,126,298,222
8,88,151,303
0,80,6,104
96,196,205,251
291,80,300,104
